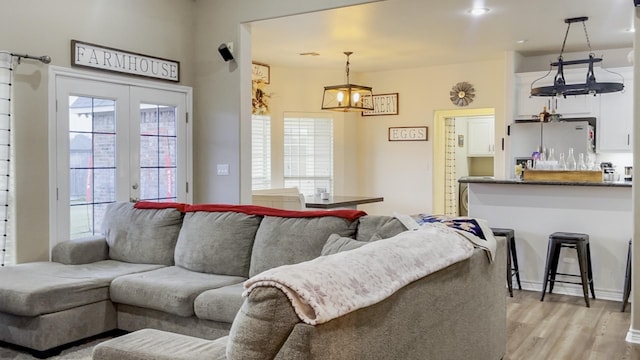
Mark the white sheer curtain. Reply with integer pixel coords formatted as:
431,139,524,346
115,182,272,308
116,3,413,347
0,52,14,266
444,118,457,216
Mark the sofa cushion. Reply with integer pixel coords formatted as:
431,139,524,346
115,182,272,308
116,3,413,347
174,211,262,277
0,260,164,317
102,202,184,265
321,234,369,255
249,216,358,277
110,266,246,317
356,215,407,241
194,282,245,323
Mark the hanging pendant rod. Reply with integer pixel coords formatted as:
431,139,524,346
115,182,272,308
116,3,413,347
10,53,51,64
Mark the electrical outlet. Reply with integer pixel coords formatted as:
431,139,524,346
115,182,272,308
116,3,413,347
217,164,229,176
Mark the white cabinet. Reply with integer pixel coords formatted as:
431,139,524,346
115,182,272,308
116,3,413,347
515,70,597,119
467,116,495,156
596,67,633,152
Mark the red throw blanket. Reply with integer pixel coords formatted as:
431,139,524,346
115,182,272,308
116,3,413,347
134,201,366,222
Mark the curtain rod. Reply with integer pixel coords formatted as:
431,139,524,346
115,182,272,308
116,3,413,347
10,52,51,64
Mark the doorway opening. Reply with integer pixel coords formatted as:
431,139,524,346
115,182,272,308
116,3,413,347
433,108,495,215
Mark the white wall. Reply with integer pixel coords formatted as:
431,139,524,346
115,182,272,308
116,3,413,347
2,0,196,262
255,65,360,196
356,59,506,215
264,59,506,216
1,0,380,263
192,0,382,207
518,48,633,72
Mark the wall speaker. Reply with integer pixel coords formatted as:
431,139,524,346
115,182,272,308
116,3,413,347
218,43,234,62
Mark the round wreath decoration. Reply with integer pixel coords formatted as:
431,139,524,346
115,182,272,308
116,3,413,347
449,82,475,107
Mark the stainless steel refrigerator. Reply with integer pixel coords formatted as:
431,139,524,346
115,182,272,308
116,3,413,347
508,119,595,167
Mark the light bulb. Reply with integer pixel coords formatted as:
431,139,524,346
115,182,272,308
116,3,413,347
352,92,360,104
336,91,344,104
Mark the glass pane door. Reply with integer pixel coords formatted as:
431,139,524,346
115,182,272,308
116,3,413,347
129,87,187,203
138,103,177,202
69,96,117,238
55,77,189,243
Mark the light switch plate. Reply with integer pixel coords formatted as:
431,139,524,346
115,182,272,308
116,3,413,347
217,164,229,176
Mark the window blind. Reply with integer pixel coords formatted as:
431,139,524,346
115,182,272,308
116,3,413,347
0,52,14,266
283,113,333,196
251,114,271,190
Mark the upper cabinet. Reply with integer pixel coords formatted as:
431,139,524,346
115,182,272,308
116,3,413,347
515,70,597,119
515,66,633,153
596,67,634,152
467,116,495,157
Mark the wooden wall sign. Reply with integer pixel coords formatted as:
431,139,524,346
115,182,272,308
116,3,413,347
388,126,428,141
71,40,180,82
362,93,399,116
252,62,270,84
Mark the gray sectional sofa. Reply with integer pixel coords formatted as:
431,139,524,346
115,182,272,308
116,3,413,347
0,202,507,359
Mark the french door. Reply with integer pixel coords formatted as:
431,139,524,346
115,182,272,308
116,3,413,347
52,75,191,242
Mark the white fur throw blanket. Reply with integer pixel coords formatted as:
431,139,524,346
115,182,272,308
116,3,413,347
243,225,474,325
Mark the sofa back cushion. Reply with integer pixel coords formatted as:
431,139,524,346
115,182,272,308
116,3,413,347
102,202,184,265
249,216,358,277
356,215,407,241
174,211,262,277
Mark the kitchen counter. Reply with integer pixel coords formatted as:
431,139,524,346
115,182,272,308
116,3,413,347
465,181,631,301
459,177,632,187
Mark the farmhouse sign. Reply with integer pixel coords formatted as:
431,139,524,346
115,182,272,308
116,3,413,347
71,40,180,82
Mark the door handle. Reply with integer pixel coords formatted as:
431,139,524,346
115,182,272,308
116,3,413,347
132,183,139,190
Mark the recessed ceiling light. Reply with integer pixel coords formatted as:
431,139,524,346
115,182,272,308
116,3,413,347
468,7,490,16
516,39,528,44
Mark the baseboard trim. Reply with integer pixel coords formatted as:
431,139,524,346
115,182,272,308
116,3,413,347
626,328,640,344
511,280,623,302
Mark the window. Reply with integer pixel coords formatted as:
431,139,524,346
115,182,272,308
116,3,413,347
68,96,117,238
283,113,333,196
139,104,178,202
251,114,271,190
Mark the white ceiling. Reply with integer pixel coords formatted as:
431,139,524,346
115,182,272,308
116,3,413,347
250,0,635,72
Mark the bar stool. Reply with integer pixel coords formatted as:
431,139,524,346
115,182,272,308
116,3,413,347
541,232,595,307
491,228,521,297
621,239,632,312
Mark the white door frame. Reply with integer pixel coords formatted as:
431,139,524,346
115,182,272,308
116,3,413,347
48,66,193,253
432,107,495,214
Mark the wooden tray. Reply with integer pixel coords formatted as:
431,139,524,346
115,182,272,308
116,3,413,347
523,170,603,183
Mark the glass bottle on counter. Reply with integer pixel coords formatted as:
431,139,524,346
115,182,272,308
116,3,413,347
566,148,577,170
558,153,566,170
577,153,587,171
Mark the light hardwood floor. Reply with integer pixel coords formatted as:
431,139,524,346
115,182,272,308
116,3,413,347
506,290,639,360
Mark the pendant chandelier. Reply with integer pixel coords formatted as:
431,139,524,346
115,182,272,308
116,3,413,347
321,51,374,112
530,17,624,98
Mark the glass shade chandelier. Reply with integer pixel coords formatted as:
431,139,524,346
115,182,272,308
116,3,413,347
321,52,374,112
530,17,624,98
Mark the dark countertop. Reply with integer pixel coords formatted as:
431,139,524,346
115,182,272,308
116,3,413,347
304,195,384,209
458,177,632,187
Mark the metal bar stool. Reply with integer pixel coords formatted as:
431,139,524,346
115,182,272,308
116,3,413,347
491,228,521,297
541,232,594,307
622,239,632,312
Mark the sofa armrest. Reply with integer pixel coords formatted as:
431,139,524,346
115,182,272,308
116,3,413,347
51,235,109,264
